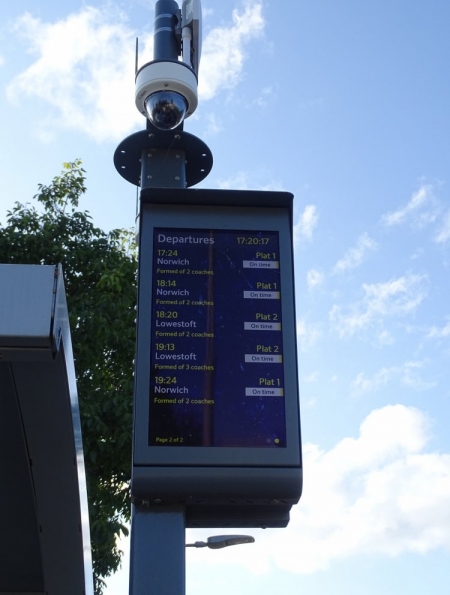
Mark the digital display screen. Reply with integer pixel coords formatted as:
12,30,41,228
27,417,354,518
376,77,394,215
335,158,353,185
149,228,287,448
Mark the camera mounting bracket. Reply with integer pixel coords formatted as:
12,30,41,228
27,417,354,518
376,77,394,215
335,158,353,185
114,128,212,188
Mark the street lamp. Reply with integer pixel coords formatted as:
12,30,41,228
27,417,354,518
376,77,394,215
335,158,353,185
186,535,255,549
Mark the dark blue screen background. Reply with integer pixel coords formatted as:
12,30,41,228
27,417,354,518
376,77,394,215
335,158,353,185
149,228,287,448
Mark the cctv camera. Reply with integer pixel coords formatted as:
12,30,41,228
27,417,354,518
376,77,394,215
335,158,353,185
144,91,187,130
135,61,198,131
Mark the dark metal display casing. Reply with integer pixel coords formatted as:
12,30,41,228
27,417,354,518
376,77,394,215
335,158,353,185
132,188,302,528
0,264,93,594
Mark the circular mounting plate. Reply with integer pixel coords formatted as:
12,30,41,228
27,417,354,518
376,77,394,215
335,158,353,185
114,129,213,188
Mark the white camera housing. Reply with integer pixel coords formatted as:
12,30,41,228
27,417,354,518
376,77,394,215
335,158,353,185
135,61,198,121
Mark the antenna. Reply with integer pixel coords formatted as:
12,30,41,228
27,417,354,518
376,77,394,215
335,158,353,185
135,37,139,75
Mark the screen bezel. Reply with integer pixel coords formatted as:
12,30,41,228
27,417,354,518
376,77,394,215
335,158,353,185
133,193,301,468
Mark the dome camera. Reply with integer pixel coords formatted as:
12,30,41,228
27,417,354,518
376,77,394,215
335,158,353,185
136,61,198,131
144,91,188,131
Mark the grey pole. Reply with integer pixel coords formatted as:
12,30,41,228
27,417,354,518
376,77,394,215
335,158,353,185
129,505,186,594
129,67,188,595
128,146,187,595
116,2,211,593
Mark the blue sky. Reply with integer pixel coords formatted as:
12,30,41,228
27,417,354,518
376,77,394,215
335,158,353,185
2,0,450,593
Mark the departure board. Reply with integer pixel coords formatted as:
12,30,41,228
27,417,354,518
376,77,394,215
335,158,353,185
149,227,287,448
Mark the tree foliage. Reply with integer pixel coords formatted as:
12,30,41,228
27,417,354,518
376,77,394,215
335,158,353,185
0,160,137,593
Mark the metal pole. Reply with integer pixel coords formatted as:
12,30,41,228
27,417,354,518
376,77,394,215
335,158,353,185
129,132,187,594
153,0,180,62
127,4,207,593
129,504,186,594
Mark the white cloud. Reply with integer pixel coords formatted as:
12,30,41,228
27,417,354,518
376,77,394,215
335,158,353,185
377,329,395,345
251,85,275,109
303,372,319,383
7,7,147,141
427,317,450,339
351,361,435,397
333,232,377,274
435,209,450,243
218,172,250,190
351,368,392,396
381,184,439,228
218,171,284,192
294,205,319,244
188,405,450,574
330,274,427,337
203,112,224,137
7,2,265,141
306,269,324,290
199,2,265,100
202,7,215,19
296,319,321,351
411,247,424,260
257,181,287,192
